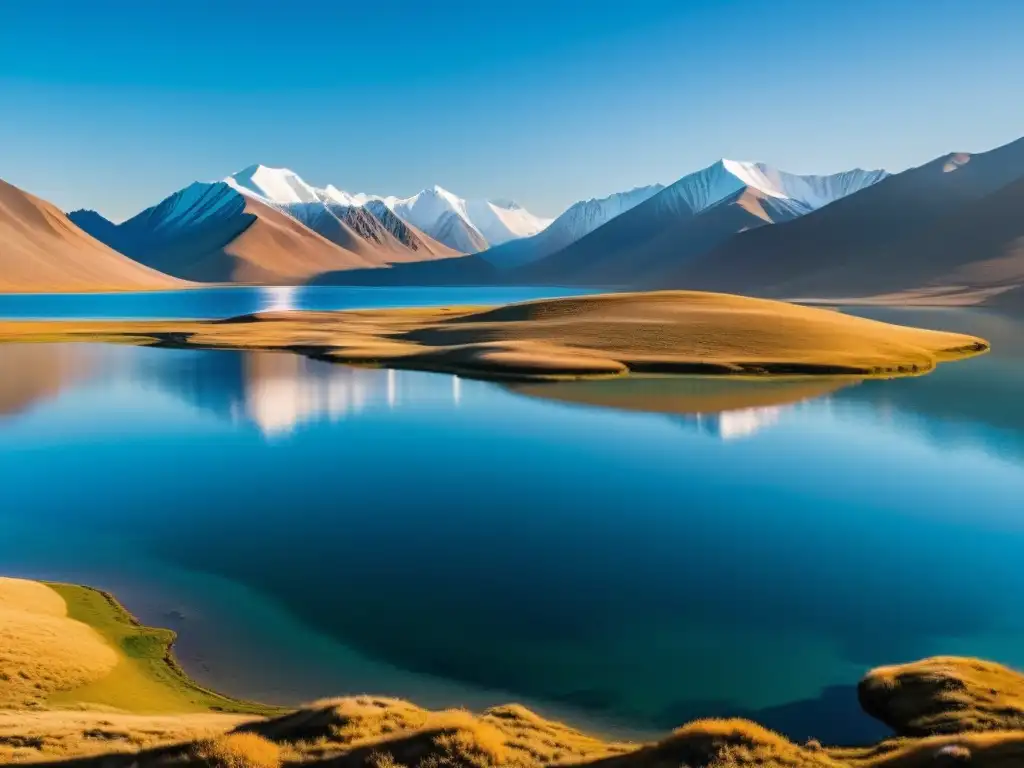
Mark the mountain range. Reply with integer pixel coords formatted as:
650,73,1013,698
513,160,889,285
67,166,555,284
5,134,1024,308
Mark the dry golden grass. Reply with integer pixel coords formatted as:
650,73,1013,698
10,691,1024,768
836,730,1024,768
191,732,283,768
0,709,250,763
0,291,988,382
0,579,117,708
859,657,1024,736
6,577,1024,768
236,696,630,767
583,718,842,768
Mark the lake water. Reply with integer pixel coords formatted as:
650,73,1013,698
1,297,1023,745
0,285,593,320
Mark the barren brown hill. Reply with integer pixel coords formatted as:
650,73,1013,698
0,178,188,293
519,187,806,287
657,136,1024,304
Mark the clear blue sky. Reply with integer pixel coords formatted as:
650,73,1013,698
2,0,1023,221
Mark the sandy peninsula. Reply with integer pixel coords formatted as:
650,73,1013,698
0,291,988,382
4,576,1024,767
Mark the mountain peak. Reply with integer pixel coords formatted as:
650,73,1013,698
225,165,319,205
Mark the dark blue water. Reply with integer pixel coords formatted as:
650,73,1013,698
1,303,1022,744
0,285,593,320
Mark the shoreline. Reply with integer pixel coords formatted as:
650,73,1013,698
41,581,282,717
21,572,657,742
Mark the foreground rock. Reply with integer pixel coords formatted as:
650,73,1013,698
859,656,1024,736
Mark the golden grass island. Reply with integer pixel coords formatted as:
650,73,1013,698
0,291,988,382
4,575,1024,767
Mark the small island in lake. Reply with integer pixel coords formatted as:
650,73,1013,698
0,291,988,382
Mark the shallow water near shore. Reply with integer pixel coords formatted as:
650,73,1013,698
2,298,1023,745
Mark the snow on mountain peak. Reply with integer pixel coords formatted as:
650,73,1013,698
216,164,553,251
319,185,361,208
663,159,889,216
719,160,792,200
225,165,320,205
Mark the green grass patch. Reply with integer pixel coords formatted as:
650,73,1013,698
45,582,282,716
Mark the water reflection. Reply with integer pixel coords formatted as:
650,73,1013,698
0,344,93,418
510,376,855,440
261,286,299,313
683,405,785,440
837,307,1024,463
131,348,466,436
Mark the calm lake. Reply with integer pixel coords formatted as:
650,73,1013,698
0,285,593,320
1,290,1023,745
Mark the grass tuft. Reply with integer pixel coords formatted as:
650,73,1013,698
192,732,282,768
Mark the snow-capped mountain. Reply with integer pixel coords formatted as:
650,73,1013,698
223,166,456,259
653,159,888,217
223,166,550,254
481,184,666,268
368,186,489,253
87,178,383,283
519,159,889,286
465,198,552,246
356,185,554,252
226,164,322,204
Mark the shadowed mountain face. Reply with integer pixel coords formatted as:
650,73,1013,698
479,185,666,270
0,179,186,293
658,136,1024,303
513,161,886,287
518,187,808,286
785,174,1024,304
67,209,120,244
308,253,500,286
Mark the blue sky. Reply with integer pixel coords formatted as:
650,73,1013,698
2,0,1023,221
